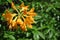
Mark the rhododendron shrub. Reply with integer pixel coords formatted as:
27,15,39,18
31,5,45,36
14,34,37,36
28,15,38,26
0,0,60,40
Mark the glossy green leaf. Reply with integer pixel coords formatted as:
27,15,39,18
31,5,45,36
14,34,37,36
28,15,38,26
7,0,12,3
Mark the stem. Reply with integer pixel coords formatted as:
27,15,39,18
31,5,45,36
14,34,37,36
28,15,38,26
16,9,20,16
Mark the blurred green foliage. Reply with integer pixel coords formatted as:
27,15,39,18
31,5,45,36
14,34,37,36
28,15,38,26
0,0,60,40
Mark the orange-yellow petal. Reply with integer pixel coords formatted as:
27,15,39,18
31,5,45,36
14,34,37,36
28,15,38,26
16,18,23,25
19,2,29,12
20,2,25,8
20,23,27,31
29,8,34,12
25,16,34,24
27,8,36,16
2,10,17,22
9,24,12,29
11,2,16,10
28,24,32,28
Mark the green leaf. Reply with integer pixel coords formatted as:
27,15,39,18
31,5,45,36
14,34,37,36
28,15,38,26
4,33,16,40
49,32,53,38
53,36,57,40
19,0,23,2
8,35,16,40
7,31,15,35
26,32,31,37
44,29,50,34
8,8,14,12
7,0,12,3
0,24,1,28
39,32,45,39
54,2,60,8
32,30,45,40
4,33,9,38
33,31,39,40
46,7,52,12
18,38,31,40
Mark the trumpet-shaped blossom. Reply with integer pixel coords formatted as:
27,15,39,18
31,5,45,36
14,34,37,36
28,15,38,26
2,2,36,31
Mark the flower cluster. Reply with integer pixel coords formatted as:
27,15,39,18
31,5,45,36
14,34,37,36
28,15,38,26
2,2,36,31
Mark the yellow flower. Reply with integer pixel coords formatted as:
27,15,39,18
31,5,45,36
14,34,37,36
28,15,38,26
12,21,17,29
9,24,12,29
16,16,23,25
22,16,34,29
2,2,37,31
19,2,29,12
2,10,17,23
11,2,16,10
27,24,32,28
20,23,27,31
2,10,17,29
20,2,25,8
19,16,33,31
2,11,12,21
27,8,36,16
25,16,34,24
9,21,17,29
9,17,17,29
23,10,27,15
2,10,16,20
